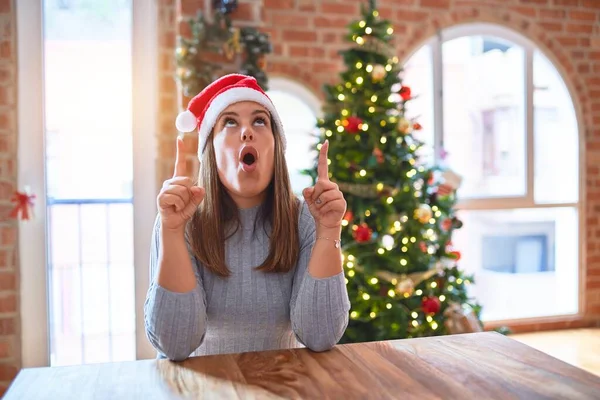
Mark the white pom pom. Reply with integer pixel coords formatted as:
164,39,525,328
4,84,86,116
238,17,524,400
175,110,198,133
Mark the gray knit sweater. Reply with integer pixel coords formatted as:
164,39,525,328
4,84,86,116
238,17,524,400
144,200,350,361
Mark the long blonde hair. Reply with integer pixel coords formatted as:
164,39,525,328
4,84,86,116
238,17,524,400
187,119,300,277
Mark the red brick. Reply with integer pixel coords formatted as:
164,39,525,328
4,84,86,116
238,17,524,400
398,10,429,21
178,20,191,39
0,318,14,335
0,294,15,313
511,6,537,17
555,36,578,46
0,181,13,199
0,364,17,381
265,0,294,9
314,16,349,28
297,0,317,12
0,1,11,14
282,30,317,42
289,46,309,57
319,2,359,15
566,23,594,34
520,0,548,4
553,0,580,5
179,0,201,15
313,62,339,73
539,22,564,31
421,0,450,7
274,13,311,27
0,227,15,247
0,273,14,291
159,31,175,47
582,0,600,8
0,341,10,359
587,77,600,86
232,2,256,22
570,10,598,21
540,9,566,18
0,134,10,153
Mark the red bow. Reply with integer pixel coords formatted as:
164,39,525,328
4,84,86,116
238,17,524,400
10,191,36,220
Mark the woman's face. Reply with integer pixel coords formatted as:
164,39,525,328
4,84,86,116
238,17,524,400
212,101,275,208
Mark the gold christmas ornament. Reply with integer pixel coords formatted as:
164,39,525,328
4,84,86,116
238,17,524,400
414,204,433,224
396,278,414,296
398,118,412,134
371,64,386,81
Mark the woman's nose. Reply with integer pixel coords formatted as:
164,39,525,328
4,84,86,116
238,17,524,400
241,128,254,142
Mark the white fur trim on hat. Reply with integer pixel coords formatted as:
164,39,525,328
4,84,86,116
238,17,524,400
197,87,286,157
175,110,198,133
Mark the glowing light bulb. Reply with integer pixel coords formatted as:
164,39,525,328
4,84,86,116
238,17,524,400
388,289,395,297
362,293,370,300
400,259,407,266
431,282,437,288
380,136,387,144
351,311,358,318
377,248,385,254
356,77,364,84
338,94,345,101
370,277,378,284
370,312,376,318
386,303,392,309
415,289,423,296
359,169,367,177
439,295,446,302
365,27,372,34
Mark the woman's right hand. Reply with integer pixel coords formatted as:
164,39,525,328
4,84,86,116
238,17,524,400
157,137,205,233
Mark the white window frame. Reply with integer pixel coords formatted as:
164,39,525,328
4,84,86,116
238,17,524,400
17,0,158,367
268,76,323,118
403,22,585,319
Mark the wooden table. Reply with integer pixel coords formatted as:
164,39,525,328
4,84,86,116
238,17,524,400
6,332,600,399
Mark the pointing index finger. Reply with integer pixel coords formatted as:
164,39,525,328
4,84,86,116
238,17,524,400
317,140,329,181
173,136,187,177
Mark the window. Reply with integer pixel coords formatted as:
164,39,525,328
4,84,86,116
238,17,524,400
403,24,580,322
44,0,136,366
267,78,321,195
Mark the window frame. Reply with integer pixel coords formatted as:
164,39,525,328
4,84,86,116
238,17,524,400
17,0,158,367
402,23,585,322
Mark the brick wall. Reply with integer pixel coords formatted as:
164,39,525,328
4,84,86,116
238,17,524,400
0,0,18,396
160,0,600,332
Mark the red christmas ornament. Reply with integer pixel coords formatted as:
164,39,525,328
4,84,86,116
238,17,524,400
421,296,441,315
10,191,36,221
372,147,384,163
448,251,461,261
353,223,373,243
343,210,354,222
343,116,363,133
399,86,411,101
441,218,453,232
413,122,422,130
419,241,427,253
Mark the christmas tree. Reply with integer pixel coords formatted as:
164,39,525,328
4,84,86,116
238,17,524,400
304,0,484,343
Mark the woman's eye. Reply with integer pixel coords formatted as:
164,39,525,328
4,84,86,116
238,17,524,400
254,117,266,126
224,118,237,127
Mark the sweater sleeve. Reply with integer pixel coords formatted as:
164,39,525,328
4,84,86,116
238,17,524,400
289,201,351,352
143,215,208,361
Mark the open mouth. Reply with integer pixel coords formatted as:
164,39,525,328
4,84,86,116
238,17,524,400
239,146,259,171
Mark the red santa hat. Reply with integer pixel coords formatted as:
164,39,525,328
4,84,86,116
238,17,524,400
175,74,286,156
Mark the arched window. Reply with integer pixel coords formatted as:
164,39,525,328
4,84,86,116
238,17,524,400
403,24,580,322
267,78,321,195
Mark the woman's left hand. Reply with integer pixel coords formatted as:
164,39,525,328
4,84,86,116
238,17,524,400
303,140,347,231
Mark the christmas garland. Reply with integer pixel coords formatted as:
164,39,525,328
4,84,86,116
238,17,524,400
175,2,272,97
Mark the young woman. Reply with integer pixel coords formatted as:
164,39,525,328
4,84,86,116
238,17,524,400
144,74,350,361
